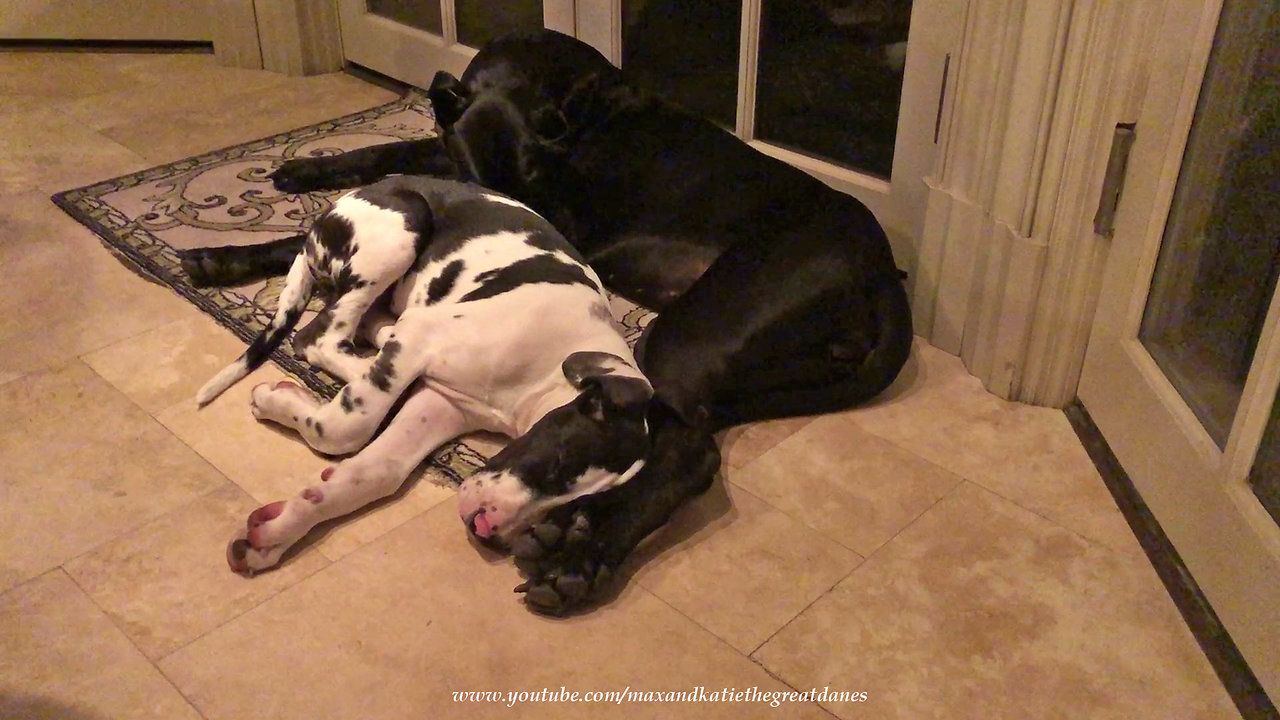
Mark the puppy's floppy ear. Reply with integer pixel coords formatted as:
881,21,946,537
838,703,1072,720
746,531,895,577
428,71,471,126
563,351,652,422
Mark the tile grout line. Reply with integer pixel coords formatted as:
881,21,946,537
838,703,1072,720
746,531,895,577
46,470,334,671
747,656,843,720
59,567,214,720
79,360,238,493
154,500,457,664
634,585,838,719
76,315,193,371
0,372,26,391
835,414,1132,558
57,483,229,578
54,478,335,654
745,479,963,660
11,364,245,604
718,479,872,557
152,556,332,665
72,351,456,659
958,474,1132,556
851,408,1136,556
0,312,186,404
723,433,968,559
66,363,342,661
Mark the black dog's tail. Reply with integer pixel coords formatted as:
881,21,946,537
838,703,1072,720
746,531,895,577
179,234,306,288
195,252,314,406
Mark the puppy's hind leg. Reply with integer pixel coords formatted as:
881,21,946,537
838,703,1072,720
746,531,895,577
296,192,433,382
228,384,470,574
252,307,443,455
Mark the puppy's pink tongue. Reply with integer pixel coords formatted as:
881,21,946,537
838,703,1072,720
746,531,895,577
472,512,493,538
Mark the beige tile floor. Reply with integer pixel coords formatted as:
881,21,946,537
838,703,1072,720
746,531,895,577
0,51,1242,720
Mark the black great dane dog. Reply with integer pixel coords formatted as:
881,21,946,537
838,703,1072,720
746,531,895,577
185,30,913,614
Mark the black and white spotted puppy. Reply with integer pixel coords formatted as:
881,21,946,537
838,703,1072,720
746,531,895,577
196,175,652,576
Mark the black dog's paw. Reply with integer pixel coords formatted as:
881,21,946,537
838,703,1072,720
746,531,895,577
269,158,333,193
511,509,615,616
177,248,222,288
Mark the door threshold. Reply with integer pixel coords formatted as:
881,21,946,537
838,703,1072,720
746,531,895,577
1066,401,1278,720
0,39,212,53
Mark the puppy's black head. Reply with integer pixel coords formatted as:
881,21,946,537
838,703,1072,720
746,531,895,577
456,351,652,545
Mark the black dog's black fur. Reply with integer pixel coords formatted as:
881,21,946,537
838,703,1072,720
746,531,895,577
184,30,913,614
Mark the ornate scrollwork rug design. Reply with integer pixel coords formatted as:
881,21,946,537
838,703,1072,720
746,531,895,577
51,91,656,486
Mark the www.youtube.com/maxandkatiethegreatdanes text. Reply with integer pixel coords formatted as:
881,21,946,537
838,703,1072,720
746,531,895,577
452,686,868,708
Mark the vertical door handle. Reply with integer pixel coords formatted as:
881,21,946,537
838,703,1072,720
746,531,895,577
1094,123,1137,237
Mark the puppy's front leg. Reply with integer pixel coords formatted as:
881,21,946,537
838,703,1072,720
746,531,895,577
228,385,470,574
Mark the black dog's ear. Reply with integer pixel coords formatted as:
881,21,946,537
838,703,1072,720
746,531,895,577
529,105,569,141
563,351,652,422
428,71,471,126
559,72,601,126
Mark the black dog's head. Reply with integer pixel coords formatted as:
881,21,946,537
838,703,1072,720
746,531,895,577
427,30,622,196
457,351,652,547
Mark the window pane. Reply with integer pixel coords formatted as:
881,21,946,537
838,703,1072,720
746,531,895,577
457,0,544,49
367,0,442,36
1249,388,1280,530
622,0,741,128
755,0,913,178
1138,0,1280,448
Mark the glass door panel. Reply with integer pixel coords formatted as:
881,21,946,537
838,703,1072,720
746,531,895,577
339,0,572,98
595,0,954,261
457,0,545,49
366,0,443,34
1250,388,1280,529
1137,0,1280,448
755,0,913,178
1078,0,1280,696
621,0,742,128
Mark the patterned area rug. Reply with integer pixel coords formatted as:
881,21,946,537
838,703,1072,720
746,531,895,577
51,91,656,485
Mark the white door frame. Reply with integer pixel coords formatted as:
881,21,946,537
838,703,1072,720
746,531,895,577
1077,0,1280,698
909,0,1174,409
336,0,576,89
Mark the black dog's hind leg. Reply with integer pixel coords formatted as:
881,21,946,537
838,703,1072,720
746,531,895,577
269,137,458,193
179,234,306,288
713,279,913,424
512,413,720,615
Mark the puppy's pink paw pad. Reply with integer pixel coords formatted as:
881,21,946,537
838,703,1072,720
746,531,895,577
247,501,286,528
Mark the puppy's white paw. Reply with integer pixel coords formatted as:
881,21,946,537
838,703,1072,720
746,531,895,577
225,492,320,575
250,380,313,426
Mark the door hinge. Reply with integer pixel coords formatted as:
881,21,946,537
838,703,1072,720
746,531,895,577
1093,123,1137,237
